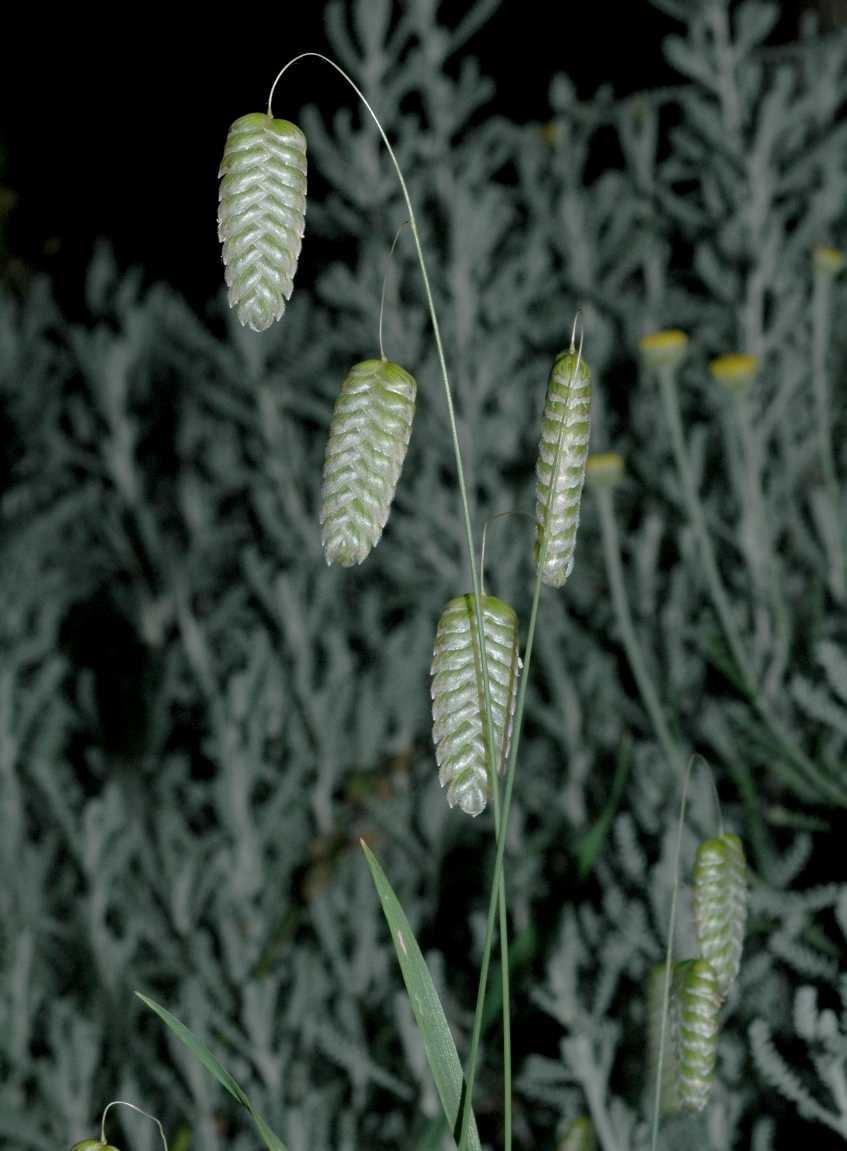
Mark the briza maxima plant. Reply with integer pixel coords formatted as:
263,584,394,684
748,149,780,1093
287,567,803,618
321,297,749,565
647,760,748,1140
129,50,600,1151
533,344,592,588
320,358,417,566
218,113,307,332
670,958,722,1113
692,833,748,999
431,592,522,816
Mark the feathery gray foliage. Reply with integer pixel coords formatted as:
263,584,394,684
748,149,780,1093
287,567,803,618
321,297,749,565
1,2,846,1149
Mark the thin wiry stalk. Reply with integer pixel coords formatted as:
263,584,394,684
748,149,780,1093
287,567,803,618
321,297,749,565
458,332,584,1151
595,486,682,777
719,394,790,697
655,360,847,806
101,1101,169,1151
267,54,513,1148
459,538,546,1151
812,263,845,600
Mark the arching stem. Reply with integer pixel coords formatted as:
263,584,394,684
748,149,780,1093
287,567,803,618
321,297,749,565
101,1101,168,1151
458,318,584,1151
269,53,513,1148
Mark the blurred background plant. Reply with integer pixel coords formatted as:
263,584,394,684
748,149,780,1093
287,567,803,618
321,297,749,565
1,2,846,1149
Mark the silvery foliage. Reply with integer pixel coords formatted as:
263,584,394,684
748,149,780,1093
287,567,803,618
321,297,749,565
1,1,846,1149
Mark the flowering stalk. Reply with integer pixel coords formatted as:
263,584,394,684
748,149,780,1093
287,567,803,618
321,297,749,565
265,52,515,1148
812,246,846,601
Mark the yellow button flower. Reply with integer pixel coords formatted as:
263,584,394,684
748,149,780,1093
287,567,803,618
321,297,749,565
813,246,845,275
639,329,689,371
709,353,759,395
586,452,625,490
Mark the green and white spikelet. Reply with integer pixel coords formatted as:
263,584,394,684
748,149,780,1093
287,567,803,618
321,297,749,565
692,833,747,999
71,1142,122,1151
431,594,522,817
557,1117,595,1151
218,112,307,332
671,958,722,1112
320,359,416,566
534,348,592,587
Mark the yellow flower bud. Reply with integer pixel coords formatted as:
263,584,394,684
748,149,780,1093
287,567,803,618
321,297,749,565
586,452,624,490
639,329,689,371
708,353,759,396
558,1117,595,1151
813,246,845,275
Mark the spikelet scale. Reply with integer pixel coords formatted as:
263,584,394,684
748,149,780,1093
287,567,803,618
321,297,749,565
320,359,416,566
692,833,747,999
431,595,522,817
534,348,592,587
218,113,307,332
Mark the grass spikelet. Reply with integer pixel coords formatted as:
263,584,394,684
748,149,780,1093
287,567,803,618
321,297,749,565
218,113,307,332
320,359,416,566
671,958,722,1112
534,348,592,588
430,594,522,817
692,833,747,998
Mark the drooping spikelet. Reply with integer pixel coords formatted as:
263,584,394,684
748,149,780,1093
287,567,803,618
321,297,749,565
557,1117,595,1151
218,113,307,332
430,595,522,817
670,959,722,1112
692,833,748,999
646,963,682,1117
534,348,592,587
320,359,416,566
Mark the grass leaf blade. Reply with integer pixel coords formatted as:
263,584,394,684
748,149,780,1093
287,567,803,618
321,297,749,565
361,841,481,1151
135,992,252,1109
137,990,289,1151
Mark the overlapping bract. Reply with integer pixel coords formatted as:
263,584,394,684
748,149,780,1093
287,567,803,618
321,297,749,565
534,349,592,587
320,359,417,566
692,833,748,998
431,595,522,817
218,113,307,332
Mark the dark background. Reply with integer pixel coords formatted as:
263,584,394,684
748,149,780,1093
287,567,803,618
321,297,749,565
1,1,841,312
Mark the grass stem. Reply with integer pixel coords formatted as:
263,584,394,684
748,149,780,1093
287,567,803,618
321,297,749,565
268,54,514,1148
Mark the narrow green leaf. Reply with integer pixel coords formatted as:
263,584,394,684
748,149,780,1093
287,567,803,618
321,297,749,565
414,1114,449,1151
135,991,289,1151
136,992,250,1108
361,841,482,1151
253,1111,289,1151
